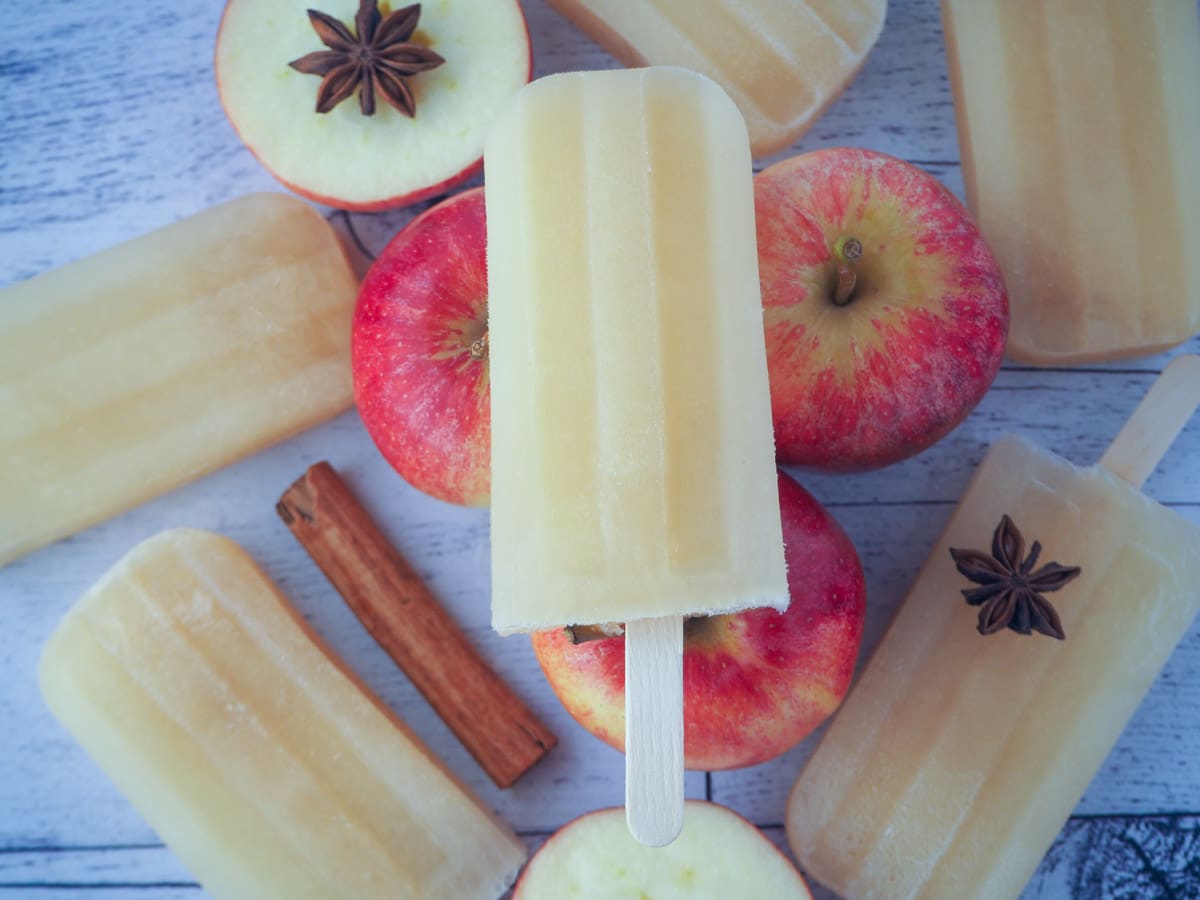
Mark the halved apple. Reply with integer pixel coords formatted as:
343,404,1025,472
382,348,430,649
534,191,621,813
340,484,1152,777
515,802,812,899
215,0,531,210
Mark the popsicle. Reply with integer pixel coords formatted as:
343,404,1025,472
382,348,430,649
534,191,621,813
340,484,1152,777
486,68,788,844
39,529,527,900
0,193,357,567
787,354,1200,899
942,0,1200,364
544,0,886,158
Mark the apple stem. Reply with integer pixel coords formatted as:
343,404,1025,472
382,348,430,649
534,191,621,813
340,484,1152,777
470,332,489,360
832,237,863,307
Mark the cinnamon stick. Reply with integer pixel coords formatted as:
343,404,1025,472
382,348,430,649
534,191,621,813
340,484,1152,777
277,461,556,788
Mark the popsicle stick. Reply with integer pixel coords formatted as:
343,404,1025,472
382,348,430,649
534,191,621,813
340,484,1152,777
1099,355,1200,489
624,615,684,847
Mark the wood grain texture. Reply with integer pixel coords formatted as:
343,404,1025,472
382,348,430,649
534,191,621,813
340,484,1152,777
2,0,1199,897
624,617,685,847
3,817,1197,899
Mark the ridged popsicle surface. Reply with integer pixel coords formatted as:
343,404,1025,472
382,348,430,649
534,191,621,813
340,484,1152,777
487,68,786,634
943,0,1200,363
788,435,1200,898
545,0,886,157
39,529,526,900
0,193,357,566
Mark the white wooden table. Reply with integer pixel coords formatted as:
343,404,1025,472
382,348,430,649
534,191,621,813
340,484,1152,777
2,2,1198,897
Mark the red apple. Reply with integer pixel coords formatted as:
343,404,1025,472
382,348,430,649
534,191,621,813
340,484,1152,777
215,0,532,211
514,802,812,899
353,188,489,505
755,147,1008,471
532,471,866,771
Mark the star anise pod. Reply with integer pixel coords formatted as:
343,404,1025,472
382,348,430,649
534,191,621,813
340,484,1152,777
289,1,445,117
949,514,1081,640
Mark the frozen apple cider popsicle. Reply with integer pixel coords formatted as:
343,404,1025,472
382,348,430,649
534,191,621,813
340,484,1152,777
546,0,886,158
942,0,1200,364
39,529,526,900
0,193,357,567
486,68,788,844
787,355,1200,899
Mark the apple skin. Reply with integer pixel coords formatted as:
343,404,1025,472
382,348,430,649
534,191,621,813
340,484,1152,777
271,157,484,215
531,471,866,771
352,187,490,506
755,147,1008,471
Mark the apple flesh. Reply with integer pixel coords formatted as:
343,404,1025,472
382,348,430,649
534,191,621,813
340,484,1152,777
215,0,531,211
514,802,812,899
755,147,1008,471
532,471,866,771
353,187,489,505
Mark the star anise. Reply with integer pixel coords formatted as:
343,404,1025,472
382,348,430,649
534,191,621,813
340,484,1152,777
949,514,1081,640
289,1,445,117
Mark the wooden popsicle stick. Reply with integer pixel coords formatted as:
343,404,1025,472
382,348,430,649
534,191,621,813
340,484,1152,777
624,614,684,847
1099,355,1200,489
277,462,556,788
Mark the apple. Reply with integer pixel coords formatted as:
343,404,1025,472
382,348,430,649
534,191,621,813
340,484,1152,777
514,802,812,899
215,0,531,211
353,187,489,505
532,471,865,771
755,147,1008,471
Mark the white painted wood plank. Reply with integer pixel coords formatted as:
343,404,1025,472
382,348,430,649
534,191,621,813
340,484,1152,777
0,889,200,900
766,817,1200,900
5,817,1196,898
790,367,1200,509
2,0,1199,896
0,846,197,892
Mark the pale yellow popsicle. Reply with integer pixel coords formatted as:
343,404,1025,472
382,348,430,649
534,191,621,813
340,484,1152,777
546,0,886,158
943,0,1200,364
40,529,526,900
0,193,357,567
486,68,787,635
787,429,1200,899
